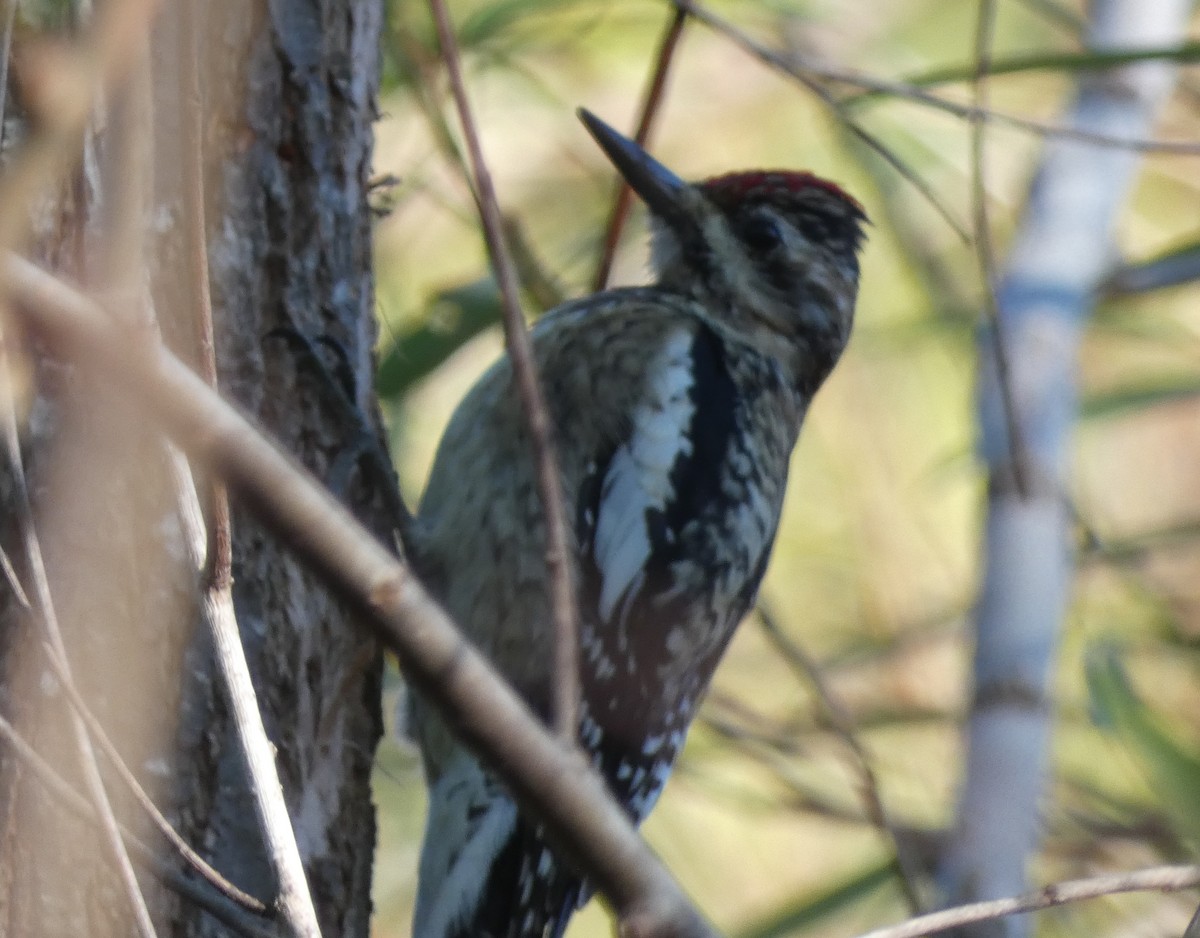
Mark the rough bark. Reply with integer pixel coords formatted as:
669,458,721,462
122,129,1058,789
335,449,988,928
0,0,387,933
171,0,387,934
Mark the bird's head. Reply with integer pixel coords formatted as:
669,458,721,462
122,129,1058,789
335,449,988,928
580,108,867,390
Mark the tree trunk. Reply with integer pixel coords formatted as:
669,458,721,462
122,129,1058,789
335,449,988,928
0,0,387,933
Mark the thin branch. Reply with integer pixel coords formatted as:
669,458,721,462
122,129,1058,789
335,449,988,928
0,337,158,938
673,0,967,240
428,0,581,742
1102,240,1200,296
178,0,217,396
757,602,925,915
2,251,722,938
166,321,325,938
39,638,267,916
882,41,1200,94
971,0,1032,499
671,0,1200,156
852,864,1200,938
172,5,322,935
0,541,29,607
697,712,873,827
0,712,278,938
592,6,688,291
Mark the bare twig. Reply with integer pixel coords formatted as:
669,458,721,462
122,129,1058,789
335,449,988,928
0,712,277,938
173,414,331,936
757,602,925,914
178,0,217,395
39,639,267,916
971,0,1032,499
171,6,322,936
673,0,968,240
0,541,29,607
3,251,722,938
1102,240,1200,296
428,0,581,742
671,0,1200,155
592,6,688,291
0,340,158,938
852,864,1200,938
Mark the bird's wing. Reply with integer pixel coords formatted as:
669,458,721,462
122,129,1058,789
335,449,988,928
575,320,747,817
588,324,699,627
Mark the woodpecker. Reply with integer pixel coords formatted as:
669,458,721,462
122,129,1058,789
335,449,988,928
409,109,866,938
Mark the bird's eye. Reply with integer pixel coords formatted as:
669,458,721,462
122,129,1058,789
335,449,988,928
741,214,784,252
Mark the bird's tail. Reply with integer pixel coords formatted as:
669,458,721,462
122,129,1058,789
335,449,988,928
413,751,585,938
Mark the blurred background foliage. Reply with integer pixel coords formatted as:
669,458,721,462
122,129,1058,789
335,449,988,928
367,0,1200,935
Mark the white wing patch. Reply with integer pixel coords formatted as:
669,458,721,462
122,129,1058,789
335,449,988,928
593,328,696,623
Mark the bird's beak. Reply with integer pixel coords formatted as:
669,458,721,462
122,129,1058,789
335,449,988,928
578,109,692,227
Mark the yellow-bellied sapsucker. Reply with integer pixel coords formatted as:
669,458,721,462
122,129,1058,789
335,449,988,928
410,109,867,938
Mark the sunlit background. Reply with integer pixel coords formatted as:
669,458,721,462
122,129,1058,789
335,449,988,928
367,2,1200,934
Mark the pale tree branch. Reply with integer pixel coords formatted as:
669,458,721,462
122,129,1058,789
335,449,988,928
971,0,1033,501
853,864,1200,938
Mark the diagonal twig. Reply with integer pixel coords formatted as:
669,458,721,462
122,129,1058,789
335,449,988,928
591,6,688,291
672,0,1200,154
39,638,267,916
971,0,1032,499
428,0,581,742
852,864,1200,938
757,601,925,915
671,0,969,241
0,711,277,938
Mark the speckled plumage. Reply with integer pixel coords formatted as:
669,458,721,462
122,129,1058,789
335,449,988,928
410,111,866,938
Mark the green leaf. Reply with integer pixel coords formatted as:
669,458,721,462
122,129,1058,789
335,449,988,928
1080,376,1200,421
850,42,1200,102
1085,643,1200,850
